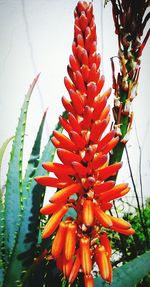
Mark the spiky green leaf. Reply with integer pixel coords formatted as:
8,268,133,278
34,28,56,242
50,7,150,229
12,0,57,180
4,75,40,257
0,136,14,286
22,108,48,205
94,251,150,287
4,119,63,287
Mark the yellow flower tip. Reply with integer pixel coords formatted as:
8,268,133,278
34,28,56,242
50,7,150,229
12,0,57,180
40,202,60,215
109,215,131,230
94,205,112,228
42,205,68,239
100,232,112,257
68,250,81,284
50,183,82,203
84,274,95,287
63,256,73,279
110,226,135,236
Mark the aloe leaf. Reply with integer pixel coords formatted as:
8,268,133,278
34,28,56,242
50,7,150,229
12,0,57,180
22,108,48,205
3,119,63,287
0,136,14,195
0,136,14,286
4,74,40,256
94,251,150,287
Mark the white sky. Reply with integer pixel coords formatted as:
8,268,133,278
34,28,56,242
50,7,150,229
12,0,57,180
0,0,150,206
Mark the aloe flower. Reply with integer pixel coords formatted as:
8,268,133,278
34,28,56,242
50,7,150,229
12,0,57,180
35,1,135,285
109,0,150,162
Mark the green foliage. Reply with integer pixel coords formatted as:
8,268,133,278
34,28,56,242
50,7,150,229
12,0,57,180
0,76,63,287
109,200,150,264
4,75,40,257
94,251,150,287
0,136,14,286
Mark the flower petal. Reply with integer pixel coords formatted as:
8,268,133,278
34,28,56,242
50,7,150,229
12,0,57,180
50,183,83,203
42,205,68,239
64,222,77,261
80,237,92,274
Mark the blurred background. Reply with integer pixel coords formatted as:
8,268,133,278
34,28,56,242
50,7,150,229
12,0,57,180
0,0,149,208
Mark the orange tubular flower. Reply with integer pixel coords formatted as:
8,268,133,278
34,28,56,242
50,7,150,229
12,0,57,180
35,1,135,285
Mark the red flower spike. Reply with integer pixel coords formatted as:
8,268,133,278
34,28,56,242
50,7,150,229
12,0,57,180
80,237,92,275
42,205,68,239
77,1,88,14
68,250,81,284
50,183,83,203
100,232,112,257
36,2,134,285
82,199,94,226
51,221,67,258
64,222,77,261
84,274,95,287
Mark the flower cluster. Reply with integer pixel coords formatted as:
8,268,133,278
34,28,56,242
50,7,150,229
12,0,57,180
35,1,135,286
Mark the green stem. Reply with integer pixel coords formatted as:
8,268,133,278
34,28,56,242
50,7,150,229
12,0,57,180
125,146,149,249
